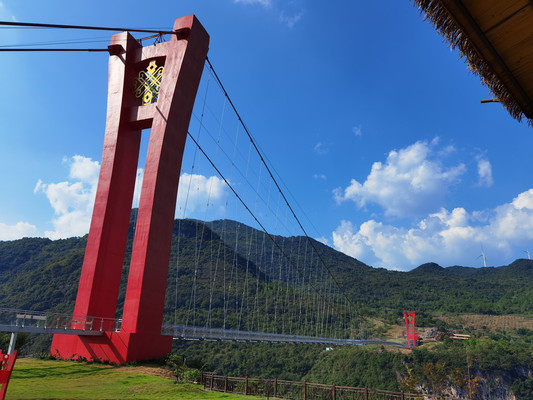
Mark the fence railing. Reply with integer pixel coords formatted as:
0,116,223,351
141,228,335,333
200,372,428,400
0,307,121,335
164,325,406,347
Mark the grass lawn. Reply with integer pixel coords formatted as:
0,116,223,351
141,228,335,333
7,358,263,399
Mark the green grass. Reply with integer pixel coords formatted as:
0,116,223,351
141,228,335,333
7,358,263,399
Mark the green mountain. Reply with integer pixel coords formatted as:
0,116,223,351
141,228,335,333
2,217,533,398
1,217,533,324
209,220,533,318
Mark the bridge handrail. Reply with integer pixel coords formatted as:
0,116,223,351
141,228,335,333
164,324,407,347
0,307,122,332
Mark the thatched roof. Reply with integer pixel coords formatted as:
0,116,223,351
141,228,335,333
412,0,533,126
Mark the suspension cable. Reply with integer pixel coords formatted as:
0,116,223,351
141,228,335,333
205,56,363,321
0,20,178,35
0,20,189,52
0,48,109,52
187,131,346,320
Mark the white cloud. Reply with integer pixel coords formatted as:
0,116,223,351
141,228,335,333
316,236,330,246
279,11,302,28
476,156,493,187
135,170,227,217
438,145,456,157
176,173,227,218
314,142,328,155
233,0,303,28
0,221,38,240
334,140,466,217
332,189,533,270
490,189,533,241
0,2,16,22
68,155,100,185
313,173,327,180
35,155,99,239
234,0,272,7
35,156,228,239
352,125,362,137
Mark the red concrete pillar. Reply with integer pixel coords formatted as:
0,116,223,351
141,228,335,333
403,310,419,347
51,15,209,364
0,350,18,400
74,32,142,323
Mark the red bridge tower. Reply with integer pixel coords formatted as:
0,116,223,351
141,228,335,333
51,15,209,364
403,310,419,347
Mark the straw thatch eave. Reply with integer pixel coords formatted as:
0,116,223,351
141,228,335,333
412,0,533,126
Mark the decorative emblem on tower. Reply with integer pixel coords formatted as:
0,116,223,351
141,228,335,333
133,60,164,105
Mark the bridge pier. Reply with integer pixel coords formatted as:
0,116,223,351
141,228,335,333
51,15,209,364
51,332,173,364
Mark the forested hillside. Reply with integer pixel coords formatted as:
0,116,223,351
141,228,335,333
2,216,533,399
211,220,533,317
1,217,532,322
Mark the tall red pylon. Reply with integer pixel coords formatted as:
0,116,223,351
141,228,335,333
51,15,209,364
403,310,419,347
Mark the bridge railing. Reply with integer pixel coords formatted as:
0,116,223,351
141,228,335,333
0,308,121,333
164,325,406,347
201,372,428,400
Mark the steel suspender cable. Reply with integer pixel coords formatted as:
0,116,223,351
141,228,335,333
205,57,363,322
187,131,346,321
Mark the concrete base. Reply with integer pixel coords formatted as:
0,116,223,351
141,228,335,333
51,332,173,364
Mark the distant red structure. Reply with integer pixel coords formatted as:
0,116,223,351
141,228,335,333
0,350,17,400
403,311,419,347
51,15,209,364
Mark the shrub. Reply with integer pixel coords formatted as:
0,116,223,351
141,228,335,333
183,369,201,382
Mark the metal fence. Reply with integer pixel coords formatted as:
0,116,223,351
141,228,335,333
164,325,406,347
200,372,427,400
0,307,121,335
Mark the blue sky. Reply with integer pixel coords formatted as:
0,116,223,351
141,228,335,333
1,0,533,271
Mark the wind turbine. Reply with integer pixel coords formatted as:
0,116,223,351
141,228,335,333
524,250,531,260
477,247,487,268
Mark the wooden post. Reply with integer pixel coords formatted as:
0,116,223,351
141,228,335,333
274,378,277,398
364,387,368,400
401,391,405,400
224,375,228,393
332,383,336,400
303,381,307,400
245,377,248,395
209,373,213,390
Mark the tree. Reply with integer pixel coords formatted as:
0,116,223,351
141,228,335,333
422,362,447,399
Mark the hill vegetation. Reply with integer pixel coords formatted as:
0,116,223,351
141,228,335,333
2,218,532,323
1,215,533,399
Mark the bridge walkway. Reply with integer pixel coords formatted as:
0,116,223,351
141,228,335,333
0,308,407,350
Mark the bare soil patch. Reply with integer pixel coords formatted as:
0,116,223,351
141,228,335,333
125,365,175,380
438,314,533,332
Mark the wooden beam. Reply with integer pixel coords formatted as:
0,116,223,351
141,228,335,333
452,0,533,117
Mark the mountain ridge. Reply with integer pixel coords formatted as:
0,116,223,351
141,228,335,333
1,217,531,320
